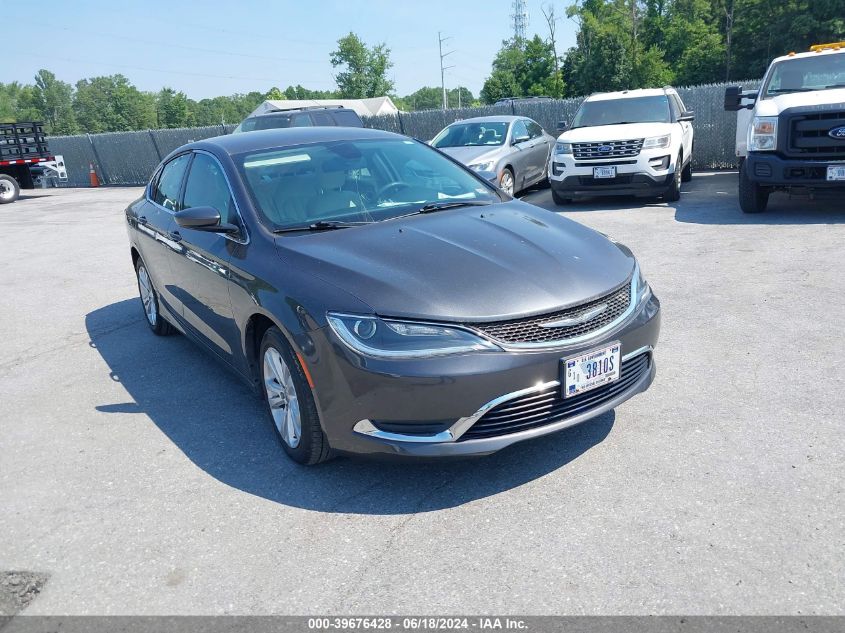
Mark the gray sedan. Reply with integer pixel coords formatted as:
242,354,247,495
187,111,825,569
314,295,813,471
430,115,555,195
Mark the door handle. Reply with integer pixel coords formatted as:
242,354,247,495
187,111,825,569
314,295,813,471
137,216,148,225
168,230,182,242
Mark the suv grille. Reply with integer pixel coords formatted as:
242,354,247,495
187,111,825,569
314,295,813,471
459,352,650,441
573,139,644,160
788,110,845,159
469,282,631,346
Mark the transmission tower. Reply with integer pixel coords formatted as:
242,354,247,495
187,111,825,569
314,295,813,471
511,0,529,42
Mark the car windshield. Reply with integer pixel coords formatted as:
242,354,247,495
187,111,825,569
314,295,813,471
571,95,671,128
431,122,509,148
237,138,499,230
762,54,845,97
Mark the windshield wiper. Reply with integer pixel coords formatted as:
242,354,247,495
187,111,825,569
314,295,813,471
768,88,815,94
272,220,370,234
417,200,493,213
825,83,845,89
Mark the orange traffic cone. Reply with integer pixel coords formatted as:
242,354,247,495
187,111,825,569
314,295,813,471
89,162,100,187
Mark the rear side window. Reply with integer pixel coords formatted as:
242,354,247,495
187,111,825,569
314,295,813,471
291,114,313,127
255,115,292,131
333,110,363,127
525,120,543,138
311,112,334,126
183,153,238,226
151,153,191,211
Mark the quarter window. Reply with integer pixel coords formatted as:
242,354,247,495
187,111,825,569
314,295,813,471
183,153,238,226
152,153,191,211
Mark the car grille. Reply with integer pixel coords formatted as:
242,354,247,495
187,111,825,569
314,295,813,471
787,110,845,159
459,352,651,441
573,139,644,160
469,282,631,346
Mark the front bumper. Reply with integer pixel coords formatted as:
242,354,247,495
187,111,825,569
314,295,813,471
745,153,845,188
548,148,677,198
305,293,661,458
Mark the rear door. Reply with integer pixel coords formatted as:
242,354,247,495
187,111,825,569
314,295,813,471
165,151,245,365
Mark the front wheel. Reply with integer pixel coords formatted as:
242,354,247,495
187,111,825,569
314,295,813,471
663,153,682,202
738,160,769,214
0,174,20,204
681,160,692,183
551,189,572,205
260,327,331,465
499,168,515,196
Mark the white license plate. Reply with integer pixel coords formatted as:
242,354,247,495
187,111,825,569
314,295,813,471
593,166,616,179
563,342,621,399
827,165,845,181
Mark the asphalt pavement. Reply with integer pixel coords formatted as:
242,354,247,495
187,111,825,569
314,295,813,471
1,174,843,615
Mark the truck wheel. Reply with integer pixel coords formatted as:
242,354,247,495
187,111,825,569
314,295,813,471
0,175,20,204
551,189,572,205
664,153,682,202
738,160,769,214
681,160,692,183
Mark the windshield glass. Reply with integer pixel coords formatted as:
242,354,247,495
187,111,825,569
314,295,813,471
431,122,509,148
762,54,845,97
571,95,671,128
237,138,499,230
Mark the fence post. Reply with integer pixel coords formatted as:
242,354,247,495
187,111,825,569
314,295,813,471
148,129,163,161
398,113,406,136
86,133,109,185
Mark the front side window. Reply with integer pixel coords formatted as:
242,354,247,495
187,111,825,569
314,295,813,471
291,114,313,127
151,153,191,211
511,119,529,141
237,138,499,230
431,122,509,148
571,95,672,128
311,112,334,126
333,110,363,127
183,153,238,226
762,54,845,97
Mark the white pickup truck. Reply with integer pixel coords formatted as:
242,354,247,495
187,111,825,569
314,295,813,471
725,42,845,213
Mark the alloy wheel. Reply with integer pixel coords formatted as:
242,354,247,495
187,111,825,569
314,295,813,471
137,264,157,325
500,171,514,196
263,347,302,448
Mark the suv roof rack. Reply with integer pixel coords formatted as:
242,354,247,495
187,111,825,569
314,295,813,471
262,105,346,115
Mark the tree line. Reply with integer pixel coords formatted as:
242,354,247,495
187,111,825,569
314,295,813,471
2,2,843,135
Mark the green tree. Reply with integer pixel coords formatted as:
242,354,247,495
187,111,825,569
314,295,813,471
481,35,564,103
156,87,190,128
73,75,156,132
264,86,286,100
31,70,78,134
330,32,394,98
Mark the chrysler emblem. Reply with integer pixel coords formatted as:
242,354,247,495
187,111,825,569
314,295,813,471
829,126,845,140
539,303,608,328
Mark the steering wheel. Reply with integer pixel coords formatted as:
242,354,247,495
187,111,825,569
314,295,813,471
376,181,411,200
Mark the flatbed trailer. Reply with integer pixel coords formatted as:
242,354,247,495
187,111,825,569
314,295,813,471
0,122,54,204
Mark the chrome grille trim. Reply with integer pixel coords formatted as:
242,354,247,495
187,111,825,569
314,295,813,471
573,139,644,160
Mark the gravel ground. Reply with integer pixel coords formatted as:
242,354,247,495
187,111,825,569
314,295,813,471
1,175,843,615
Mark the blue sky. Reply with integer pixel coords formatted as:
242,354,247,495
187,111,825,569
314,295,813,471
2,0,576,99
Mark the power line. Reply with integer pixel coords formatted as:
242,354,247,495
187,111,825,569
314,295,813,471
438,32,455,110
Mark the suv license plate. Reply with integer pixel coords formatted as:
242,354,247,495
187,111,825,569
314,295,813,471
562,342,621,399
827,165,845,181
593,166,616,179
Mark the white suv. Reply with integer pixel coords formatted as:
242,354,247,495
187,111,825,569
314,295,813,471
549,87,694,204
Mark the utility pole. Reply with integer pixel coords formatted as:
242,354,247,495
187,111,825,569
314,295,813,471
438,32,455,110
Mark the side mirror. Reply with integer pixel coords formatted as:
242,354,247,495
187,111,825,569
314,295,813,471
724,86,757,111
512,134,530,145
174,206,239,233
557,120,569,133
678,111,695,122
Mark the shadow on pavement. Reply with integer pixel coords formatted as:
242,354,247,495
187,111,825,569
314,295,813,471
86,298,615,515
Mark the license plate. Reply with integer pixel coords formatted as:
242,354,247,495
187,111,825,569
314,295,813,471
562,342,621,399
827,165,845,181
593,166,616,179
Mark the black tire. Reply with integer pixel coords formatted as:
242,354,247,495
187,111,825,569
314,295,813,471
738,160,769,214
135,257,175,336
499,167,515,196
260,327,331,466
0,174,20,204
663,153,682,202
681,159,692,183
551,189,572,205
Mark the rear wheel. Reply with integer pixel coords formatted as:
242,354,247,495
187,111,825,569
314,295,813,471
499,168,515,196
738,160,769,214
551,189,572,205
260,327,331,465
0,175,20,204
135,258,175,336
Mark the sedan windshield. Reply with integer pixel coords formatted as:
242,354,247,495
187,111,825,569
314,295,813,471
571,96,671,128
762,54,845,97
237,138,499,230
431,122,509,148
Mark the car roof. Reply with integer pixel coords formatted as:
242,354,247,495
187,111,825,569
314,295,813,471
447,115,523,124
586,87,673,102
182,126,402,157
247,107,351,118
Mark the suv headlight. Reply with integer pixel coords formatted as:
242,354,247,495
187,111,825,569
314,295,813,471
327,313,500,359
642,134,671,149
468,161,495,172
748,116,777,151
554,141,572,155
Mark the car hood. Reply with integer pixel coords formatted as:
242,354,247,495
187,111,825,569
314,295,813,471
560,122,674,142
273,201,634,322
437,145,503,166
753,88,845,116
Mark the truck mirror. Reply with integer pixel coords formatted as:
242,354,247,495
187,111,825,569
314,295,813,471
556,120,569,133
724,86,743,111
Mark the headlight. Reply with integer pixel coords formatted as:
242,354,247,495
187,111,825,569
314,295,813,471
635,262,651,306
554,141,572,155
469,161,495,172
749,116,777,151
642,134,671,149
327,313,500,358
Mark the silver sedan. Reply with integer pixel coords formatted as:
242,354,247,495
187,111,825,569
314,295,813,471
430,115,555,195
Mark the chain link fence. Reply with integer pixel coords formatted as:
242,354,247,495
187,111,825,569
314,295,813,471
49,81,760,187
